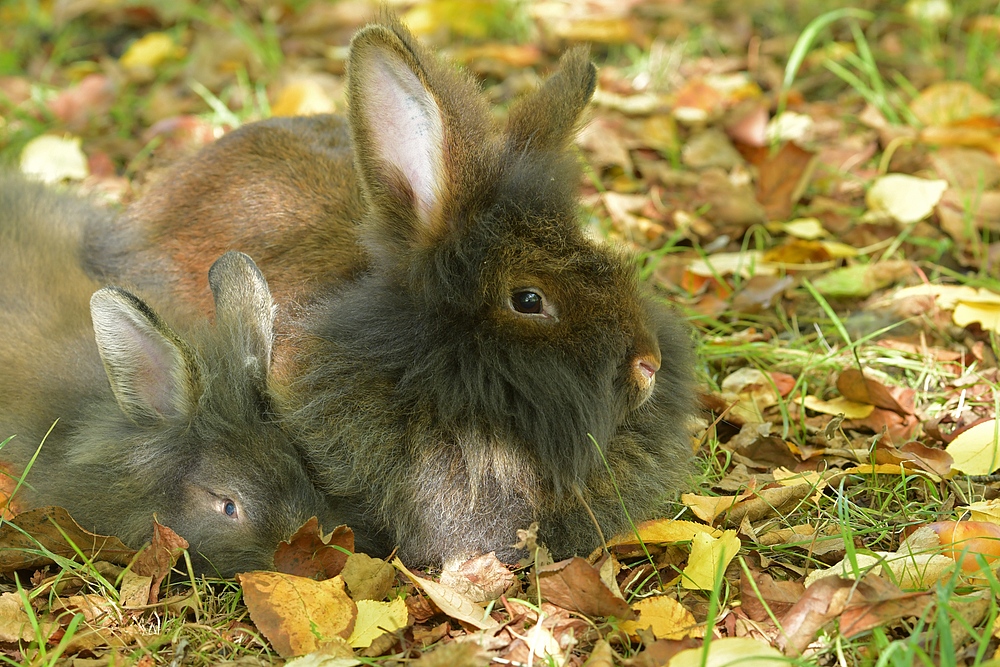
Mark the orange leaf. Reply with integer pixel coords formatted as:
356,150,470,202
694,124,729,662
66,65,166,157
273,518,353,580
238,572,356,658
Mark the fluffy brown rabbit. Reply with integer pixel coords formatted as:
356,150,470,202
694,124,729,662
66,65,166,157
86,16,697,564
0,175,336,576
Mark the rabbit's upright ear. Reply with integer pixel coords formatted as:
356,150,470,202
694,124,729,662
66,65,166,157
505,47,596,152
207,251,275,382
91,287,203,424
347,20,451,243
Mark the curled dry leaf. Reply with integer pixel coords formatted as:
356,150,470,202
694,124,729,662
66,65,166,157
238,572,357,658
273,517,354,580
740,569,805,622
131,519,188,604
393,557,498,629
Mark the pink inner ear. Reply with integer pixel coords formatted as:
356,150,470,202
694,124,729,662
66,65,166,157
360,50,445,226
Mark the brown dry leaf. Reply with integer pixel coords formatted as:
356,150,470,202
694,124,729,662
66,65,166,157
836,369,915,415
273,518,353,580
842,408,921,444
439,552,514,603
582,639,615,667
0,591,57,642
394,557,498,629
722,484,815,526
535,557,636,620
777,575,855,654
341,552,395,601
837,576,933,639
740,569,806,622
238,572,357,658
619,596,698,640
930,148,1000,190
731,275,796,313
119,569,153,608
752,142,817,221
131,519,188,604
875,440,952,477
624,638,701,667
0,506,135,571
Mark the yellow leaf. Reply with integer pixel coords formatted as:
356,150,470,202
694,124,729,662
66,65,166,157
347,597,408,649
669,637,787,667
819,240,860,258
619,596,698,640
681,493,743,524
607,518,722,547
953,301,1000,333
802,395,875,418
909,81,994,126
271,80,336,117
774,217,828,240
19,134,89,183
681,530,741,590
866,173,948,224
120,32,184,70
966,499,1000,524
238,573,356,658
946,419,1000,475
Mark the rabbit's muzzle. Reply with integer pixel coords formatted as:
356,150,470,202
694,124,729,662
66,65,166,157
631,349,661,408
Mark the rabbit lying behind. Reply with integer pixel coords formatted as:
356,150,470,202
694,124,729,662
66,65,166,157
0,175,334,576
86,16,698,564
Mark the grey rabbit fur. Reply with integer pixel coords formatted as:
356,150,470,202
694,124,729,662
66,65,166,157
0,174,335,576
85,15,698,565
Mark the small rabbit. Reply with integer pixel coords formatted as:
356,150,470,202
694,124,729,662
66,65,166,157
86,16,697,564
0,176,335,576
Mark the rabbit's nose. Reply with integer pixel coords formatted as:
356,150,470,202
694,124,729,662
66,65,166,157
632,353,661,403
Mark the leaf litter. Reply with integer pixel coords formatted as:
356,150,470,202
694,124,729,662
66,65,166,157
2,0,1000,664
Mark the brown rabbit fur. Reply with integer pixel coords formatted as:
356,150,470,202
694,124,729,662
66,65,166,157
85,16,697,564
0,175,335,576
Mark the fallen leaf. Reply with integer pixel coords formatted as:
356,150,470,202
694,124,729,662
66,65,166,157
619,595,698,640
271,80,337,117
946,419,1000,474
19,135,90,183
0,591,57,642
754,142,817,221
347,597,408,649
607,518,722,547
535,557,635,619
393,558,498,629
341,553,395,601
681,530,741,590
119,569,153,608
802,395,875,419
274,518,353,580
439,552,514,603
866,173,948,224
953,299,1000,333
670,637,787,667
0,506,135,571
836,369,915,415
581,639,615,667
238,572,357,658
131,520,188,604
120,32,185,70
910,81,995,126
966,499,1000,524
740,569,806,622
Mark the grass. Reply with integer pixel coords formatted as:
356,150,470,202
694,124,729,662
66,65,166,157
2,0,1000,665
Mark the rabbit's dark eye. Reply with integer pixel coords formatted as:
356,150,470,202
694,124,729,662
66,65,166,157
511,289,544,314
223,500,238,519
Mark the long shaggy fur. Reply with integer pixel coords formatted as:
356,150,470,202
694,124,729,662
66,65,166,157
0,175,333,575
83,15,698,564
